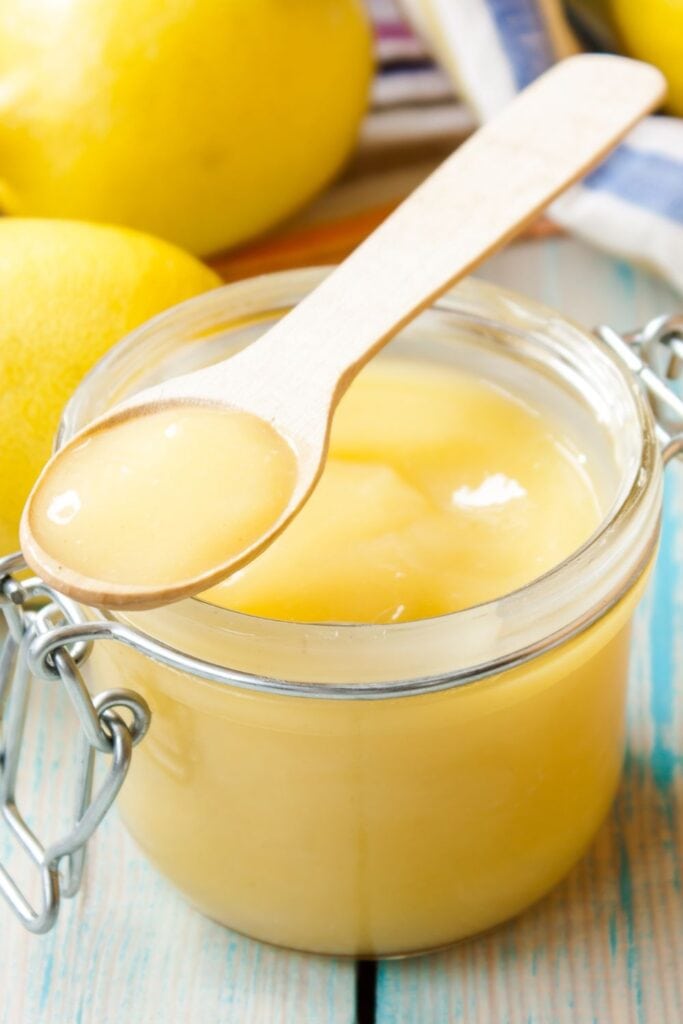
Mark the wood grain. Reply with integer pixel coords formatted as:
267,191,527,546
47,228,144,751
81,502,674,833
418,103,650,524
377,238,683,1024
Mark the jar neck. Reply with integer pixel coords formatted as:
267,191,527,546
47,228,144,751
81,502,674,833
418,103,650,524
58,271,661,691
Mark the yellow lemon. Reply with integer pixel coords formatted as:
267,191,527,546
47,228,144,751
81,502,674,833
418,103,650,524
0,0,372,255
589,0,683,115
0,218,220,555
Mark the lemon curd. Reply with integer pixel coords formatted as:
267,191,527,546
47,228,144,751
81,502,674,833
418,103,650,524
66,272,659,958
29,358,599,610
28,406,297,589
93,352,630,957
203,358,601,622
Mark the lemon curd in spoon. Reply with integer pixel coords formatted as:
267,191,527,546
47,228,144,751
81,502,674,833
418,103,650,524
27,405,297,593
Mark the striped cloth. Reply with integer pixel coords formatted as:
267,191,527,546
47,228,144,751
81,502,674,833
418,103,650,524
214,1,683,296
401,0,683,294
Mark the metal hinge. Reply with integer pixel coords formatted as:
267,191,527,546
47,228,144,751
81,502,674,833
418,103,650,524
0,553,150,933
596,314,683,465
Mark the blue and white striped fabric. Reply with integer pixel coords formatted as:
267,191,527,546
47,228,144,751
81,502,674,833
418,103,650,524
400,0,683,294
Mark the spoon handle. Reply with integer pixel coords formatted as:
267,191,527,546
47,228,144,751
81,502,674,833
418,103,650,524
249,54,664,410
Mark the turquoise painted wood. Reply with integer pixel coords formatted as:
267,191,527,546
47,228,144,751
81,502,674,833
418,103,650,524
377,238,683,1024
1,237,681,1023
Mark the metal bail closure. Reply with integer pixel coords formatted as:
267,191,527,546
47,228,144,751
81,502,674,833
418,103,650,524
0,553,150,934
596,314,683,465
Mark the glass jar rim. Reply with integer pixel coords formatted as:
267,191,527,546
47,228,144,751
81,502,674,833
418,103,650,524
57,269,662,693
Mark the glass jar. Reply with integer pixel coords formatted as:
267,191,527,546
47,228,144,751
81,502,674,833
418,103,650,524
16,270,672,956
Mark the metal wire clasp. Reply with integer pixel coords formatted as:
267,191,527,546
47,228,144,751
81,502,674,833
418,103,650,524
596,314,683,465
0,553,150,934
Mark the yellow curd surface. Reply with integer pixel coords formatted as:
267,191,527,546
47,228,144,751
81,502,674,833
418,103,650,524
29,405,296,587
205,357,601,621
83,355,645,956
30,357,598,608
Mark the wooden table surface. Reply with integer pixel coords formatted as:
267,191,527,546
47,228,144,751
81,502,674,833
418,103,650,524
2,237,682,1023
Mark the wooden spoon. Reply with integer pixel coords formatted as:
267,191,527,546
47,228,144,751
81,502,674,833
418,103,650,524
21,54,665,610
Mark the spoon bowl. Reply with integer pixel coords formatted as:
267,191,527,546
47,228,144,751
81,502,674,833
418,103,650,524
20,382,326,609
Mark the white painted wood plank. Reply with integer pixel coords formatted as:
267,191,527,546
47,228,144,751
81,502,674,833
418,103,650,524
378,237,683,1023
0,652,355,1023
480,234,677,331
